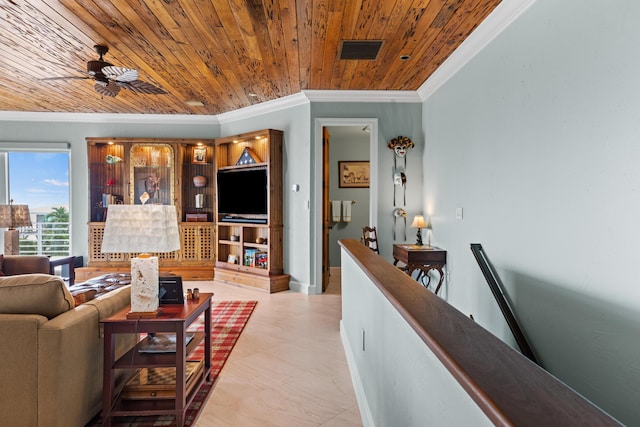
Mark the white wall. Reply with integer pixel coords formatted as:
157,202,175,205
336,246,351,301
423,0,640,423
341,248,493,427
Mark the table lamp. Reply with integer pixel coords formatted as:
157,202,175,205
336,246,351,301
101,204,180,318
0,200,32,255
410,214,427,246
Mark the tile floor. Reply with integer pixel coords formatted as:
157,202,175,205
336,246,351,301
189,271,363,426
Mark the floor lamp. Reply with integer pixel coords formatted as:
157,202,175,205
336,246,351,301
0,201,32,255
101,204,180,318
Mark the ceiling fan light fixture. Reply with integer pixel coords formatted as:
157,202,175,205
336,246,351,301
87,59,111,76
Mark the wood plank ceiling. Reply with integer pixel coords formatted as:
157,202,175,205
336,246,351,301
0,0,502,116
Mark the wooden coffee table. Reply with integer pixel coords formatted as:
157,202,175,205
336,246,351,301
101,293,212,427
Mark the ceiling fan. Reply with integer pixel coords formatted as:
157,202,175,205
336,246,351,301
44,45,167,97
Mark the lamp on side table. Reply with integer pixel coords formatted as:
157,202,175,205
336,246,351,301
0,200,31,255
101,204,181,318
410,215,427,246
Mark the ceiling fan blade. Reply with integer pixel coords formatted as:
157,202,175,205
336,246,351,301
94,81,120,97
41,76,92,81
117,79,167,95
102,65,138,82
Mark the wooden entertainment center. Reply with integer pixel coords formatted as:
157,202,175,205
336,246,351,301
79,129,289,293
213,129,290,293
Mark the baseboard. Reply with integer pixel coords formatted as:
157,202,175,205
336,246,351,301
213,268,290,293
288,279,311,294
340,320,374,427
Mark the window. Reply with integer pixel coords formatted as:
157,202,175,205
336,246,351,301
6,150,70,255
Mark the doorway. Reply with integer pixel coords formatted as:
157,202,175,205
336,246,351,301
314,118,378,294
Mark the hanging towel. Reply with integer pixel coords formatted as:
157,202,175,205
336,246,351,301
342,200,352,222
331,200,342,222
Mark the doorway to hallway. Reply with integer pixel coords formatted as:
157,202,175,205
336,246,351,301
314,118,378,294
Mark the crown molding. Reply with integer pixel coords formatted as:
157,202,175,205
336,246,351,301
418,0,538,101
0,111,220,125
216,92,309,124
303,90,421,103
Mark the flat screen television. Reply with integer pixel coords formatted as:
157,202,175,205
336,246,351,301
217,168,268,216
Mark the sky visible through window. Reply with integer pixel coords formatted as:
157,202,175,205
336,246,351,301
8,152,69,216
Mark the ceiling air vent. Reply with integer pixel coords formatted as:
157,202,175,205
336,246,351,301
339,40,384,60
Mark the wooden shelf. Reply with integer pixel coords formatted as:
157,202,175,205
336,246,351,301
86,138,216,272
214,129,289,292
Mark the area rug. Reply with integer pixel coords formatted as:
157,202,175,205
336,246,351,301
87,300,257,427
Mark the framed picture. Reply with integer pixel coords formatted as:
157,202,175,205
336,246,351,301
192,147,207,164
338,161,370,188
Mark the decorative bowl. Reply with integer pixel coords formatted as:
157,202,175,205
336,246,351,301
193,175,207,187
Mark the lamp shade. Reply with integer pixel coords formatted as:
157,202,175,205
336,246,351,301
0,203,32,229
102,204,180,254
410,215,427,229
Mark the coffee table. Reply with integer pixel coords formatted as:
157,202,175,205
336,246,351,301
101,293,212,427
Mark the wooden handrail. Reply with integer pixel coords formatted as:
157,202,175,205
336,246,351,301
339,239,621,426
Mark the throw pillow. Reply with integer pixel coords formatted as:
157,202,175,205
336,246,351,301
71,288,97,306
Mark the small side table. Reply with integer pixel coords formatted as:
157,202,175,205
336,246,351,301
101,293,212,427
393,244,447,294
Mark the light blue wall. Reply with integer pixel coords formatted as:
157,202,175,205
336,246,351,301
220,104,311,289
0,117,219,264
328,128,370,267
423,0,640,423
219,104,311,289
311,102,423,263
0,101,423,292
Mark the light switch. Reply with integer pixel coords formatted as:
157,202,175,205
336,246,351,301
291,184,299,192
456,207,463,219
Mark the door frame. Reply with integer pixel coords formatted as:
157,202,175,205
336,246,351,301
313,118,378,294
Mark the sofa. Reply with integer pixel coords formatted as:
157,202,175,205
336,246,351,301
0,272,136,427
2,255,51,276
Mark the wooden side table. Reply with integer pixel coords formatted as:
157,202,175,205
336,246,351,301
392,244,447,294
101,293,212,427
